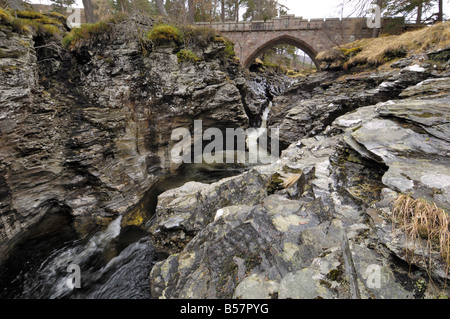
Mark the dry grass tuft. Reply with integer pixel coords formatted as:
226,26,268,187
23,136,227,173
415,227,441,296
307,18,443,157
283,174,302,189
317,21,450,70
392,194,450,273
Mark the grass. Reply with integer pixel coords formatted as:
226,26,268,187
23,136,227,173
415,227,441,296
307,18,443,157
34,17,63,26
176,49,199,63
62,21,110,49
214,35,235,59
317,21,450,71
392,194,449,275
0,8,13,25
0,8,62,38
146,24,235,61
14,10,46,20
62,13,129,51
146,24,182,45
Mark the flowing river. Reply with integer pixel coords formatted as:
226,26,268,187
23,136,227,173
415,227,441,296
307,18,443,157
0,161,249,299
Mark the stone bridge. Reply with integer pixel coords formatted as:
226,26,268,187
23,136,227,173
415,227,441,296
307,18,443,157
196,15,403,68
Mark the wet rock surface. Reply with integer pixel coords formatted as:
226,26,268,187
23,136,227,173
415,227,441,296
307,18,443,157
1,17,449,299
149,59,450,299
0,19,277,262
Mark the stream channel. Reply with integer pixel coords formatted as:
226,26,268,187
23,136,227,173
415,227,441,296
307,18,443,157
0,103,275,299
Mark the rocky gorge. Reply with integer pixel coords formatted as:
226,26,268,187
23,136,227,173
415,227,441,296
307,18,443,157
0,11,449,299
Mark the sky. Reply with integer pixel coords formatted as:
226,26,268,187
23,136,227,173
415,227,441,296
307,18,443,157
279,0,450,19
279,0,345,18
32,0,450,19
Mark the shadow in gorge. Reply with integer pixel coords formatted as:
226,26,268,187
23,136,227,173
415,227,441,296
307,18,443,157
0,206,79,298
0,157,249,299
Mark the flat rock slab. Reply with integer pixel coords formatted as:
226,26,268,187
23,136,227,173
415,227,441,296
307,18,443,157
341,97,450,210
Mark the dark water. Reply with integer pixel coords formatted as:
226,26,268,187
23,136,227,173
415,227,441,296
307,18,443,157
0,160,247,299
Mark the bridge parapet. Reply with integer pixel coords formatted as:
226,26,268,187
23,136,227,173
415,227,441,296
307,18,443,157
196,15,370,32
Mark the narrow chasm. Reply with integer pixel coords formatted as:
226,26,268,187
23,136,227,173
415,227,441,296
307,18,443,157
1,10,449,300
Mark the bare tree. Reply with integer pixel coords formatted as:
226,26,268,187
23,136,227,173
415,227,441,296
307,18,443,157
5,0,24,17
338,0,373,17
338,0,383,37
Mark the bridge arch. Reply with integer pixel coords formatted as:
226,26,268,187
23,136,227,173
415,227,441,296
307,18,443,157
243,35,320,69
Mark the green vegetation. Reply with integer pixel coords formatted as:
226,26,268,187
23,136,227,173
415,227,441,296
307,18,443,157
251,58,313,78
62,21,111,49
62,13,128,50
144,24,234,61
0,8,62,38
176,49,199,63
0,8,13,25
2,9,232,63
262,44,316,71
34,17,63,26
47,11,67,19
146,24,182,45
14,10,46,20
339,46,363,58
267,173,284,194
213,35,236,60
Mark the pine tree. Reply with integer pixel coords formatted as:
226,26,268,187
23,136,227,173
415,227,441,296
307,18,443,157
242,0,283,21
340,0,444,24
50,0,76,14
383,0,444,24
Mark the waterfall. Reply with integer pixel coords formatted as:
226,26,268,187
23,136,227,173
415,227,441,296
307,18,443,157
245,102,274,164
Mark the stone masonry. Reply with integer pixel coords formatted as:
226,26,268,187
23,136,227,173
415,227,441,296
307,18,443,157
197,15,405,68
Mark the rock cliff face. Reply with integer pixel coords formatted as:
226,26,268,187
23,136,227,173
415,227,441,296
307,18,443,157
0,17,273,262
1,13,449,299
149,56,450,298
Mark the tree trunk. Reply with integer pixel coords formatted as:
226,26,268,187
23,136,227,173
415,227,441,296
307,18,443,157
188,0,195,23
416,2,423,24
437,0,443,22
221,0,225,22
82,0,96,23
187,0,195,24
155,0,168,16
235,0,239,22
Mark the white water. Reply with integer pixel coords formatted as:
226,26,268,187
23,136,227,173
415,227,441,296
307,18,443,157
245,102,277,164
51,216,123,298
261,102,271,129
192,103,276,166
18,216,123,298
